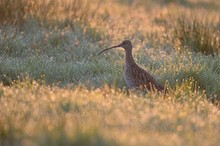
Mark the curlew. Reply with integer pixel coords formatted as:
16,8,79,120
98,40,165,92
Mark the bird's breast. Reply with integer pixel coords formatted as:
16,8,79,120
124,64,136,88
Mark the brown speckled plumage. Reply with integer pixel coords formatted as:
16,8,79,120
98,40,165,92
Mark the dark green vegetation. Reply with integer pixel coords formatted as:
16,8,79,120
173,14,220,56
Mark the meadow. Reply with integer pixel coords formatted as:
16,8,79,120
0,0,220,146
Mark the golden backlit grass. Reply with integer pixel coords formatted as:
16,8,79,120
0,82,220,146
0,0,220,146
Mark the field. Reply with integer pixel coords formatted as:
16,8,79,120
0,0,220,146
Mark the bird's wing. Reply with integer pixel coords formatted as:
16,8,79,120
131,65,164,91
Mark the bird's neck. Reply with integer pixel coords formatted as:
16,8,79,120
125,49,135,65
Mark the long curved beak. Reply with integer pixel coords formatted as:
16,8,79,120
98,45,120,55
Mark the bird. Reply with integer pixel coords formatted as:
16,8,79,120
98,40,165,92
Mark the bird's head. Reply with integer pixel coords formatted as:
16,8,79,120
98,40,132,55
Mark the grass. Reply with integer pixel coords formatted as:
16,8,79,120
0,0,220,146
0,82,220,146
173,13,220,55
0,0,101,25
